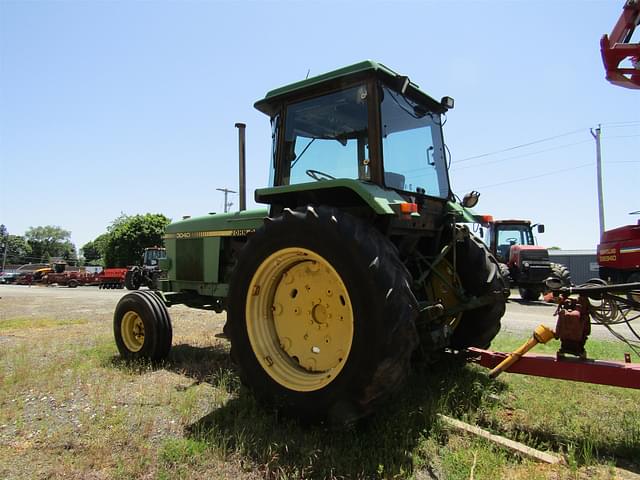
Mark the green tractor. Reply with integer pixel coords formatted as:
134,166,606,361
113,61,508,423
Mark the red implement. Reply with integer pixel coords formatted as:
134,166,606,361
600,0,640,89
469,347,640,389
99,268,128,289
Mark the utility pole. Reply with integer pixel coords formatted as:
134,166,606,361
216,187,236,213
590,124,605,238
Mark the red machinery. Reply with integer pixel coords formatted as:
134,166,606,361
469,281,640,389
98,268,128,289
598,213,640,285
601,0,640,89
46,271,101,288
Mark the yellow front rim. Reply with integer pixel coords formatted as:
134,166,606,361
246,247,354,392
121,311,145,352
425,259,463,329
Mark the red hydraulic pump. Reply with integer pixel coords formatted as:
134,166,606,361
600,0,640,89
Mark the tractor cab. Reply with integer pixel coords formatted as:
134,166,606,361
488,220,544,264
254,61,455,213
142,247,166,268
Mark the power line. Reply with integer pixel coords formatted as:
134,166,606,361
449,133,637,172
601,120,640,127
457,162,594,190
452,123,639,165
453,128,586,163
603,134,640,139
450,139,592,172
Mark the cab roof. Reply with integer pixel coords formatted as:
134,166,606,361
254,60,444,116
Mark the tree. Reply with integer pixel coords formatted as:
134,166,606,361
81,233,109,266
4,235,32,265
104,213,170,267
25,225,76,263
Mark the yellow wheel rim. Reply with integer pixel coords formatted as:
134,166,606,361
121,311,145,352
425,259,463,329
246,247,354,392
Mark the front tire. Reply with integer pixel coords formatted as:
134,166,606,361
227,206,418,423
125,269,141,290
114,291,172,361
519,286,541,301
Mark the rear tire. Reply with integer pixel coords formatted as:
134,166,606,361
519,287,541,301
114,291,172,361
227,206,418,424
450,229,507,349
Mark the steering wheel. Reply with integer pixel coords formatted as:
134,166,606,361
306,169,336,181
506,237,518,245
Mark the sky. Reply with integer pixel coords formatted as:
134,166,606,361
1,0,638,254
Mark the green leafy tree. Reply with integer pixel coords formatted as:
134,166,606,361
4,235,33,265
24,225,75,263
104,213,170,267
81,233,110,266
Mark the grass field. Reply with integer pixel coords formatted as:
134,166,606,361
1,305,639,479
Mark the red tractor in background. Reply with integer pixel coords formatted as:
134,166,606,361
476,217,571,300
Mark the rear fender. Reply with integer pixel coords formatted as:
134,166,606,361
255,179,405,215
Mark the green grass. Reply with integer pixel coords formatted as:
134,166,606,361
0,317,89,331
1,324,639,479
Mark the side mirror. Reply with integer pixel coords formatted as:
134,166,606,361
462,190,480,208
441,96,454,110
537,224,545,234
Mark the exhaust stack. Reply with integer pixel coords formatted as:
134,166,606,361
235,123,247,211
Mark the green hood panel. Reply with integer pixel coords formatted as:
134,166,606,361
445,201,477,223
255,179,409,215
164,208,268,237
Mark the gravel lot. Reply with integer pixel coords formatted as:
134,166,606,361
0,283,636,344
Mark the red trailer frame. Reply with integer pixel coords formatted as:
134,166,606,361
600,0,640,89
469,282,640,389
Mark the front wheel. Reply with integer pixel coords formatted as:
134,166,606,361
113,291,172,361
227,206,418,423
519,287,541,301
125,269,141,290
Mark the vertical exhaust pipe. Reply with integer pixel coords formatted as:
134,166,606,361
235,122,247,211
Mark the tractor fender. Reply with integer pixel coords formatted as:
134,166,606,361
254,179,406,216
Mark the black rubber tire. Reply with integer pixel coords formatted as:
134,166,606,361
519,287,541,301
125,269,141,290
450,228,507,349
550,263,571,288
68,280,78,288
226,206,418,424
113,291,172,361
498,263,512,298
